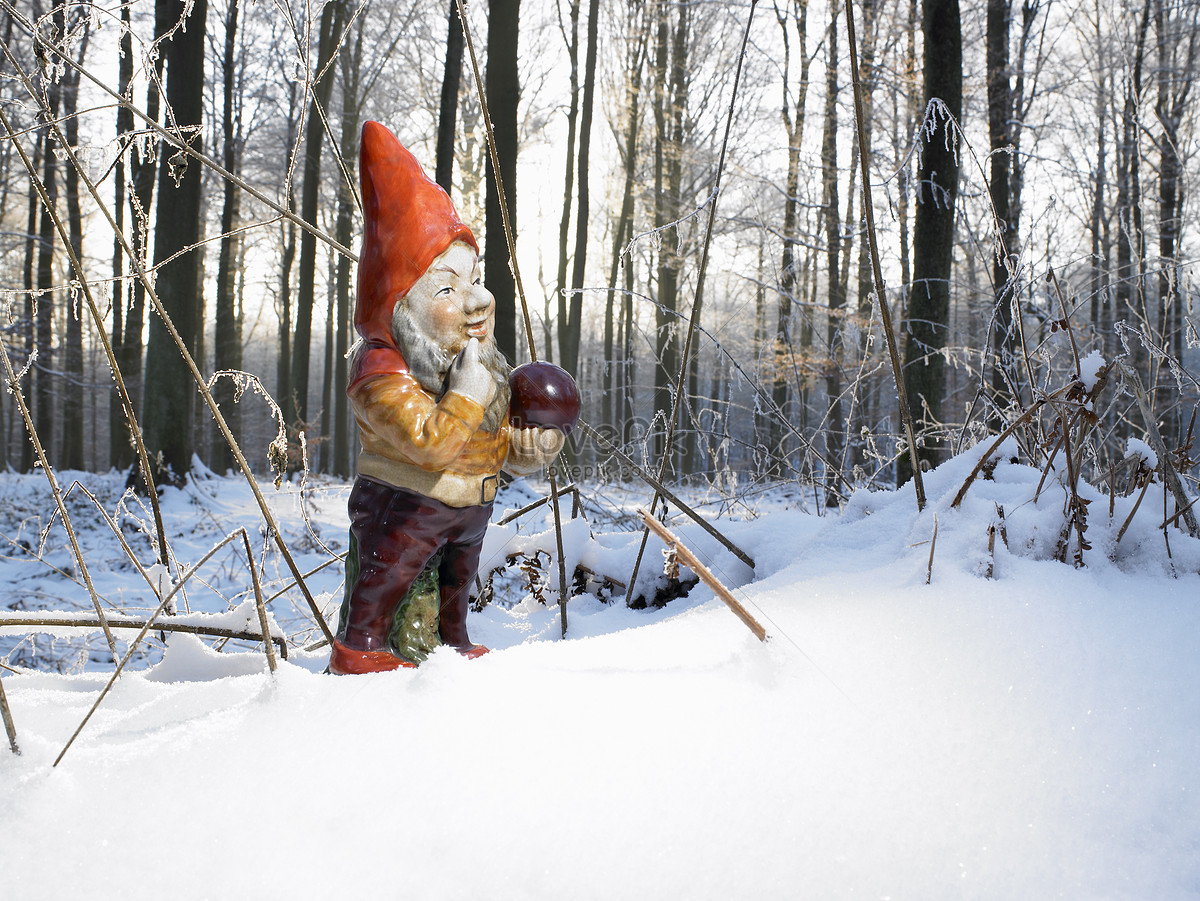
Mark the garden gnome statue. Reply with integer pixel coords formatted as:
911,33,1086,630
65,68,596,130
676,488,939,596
328,121,565,675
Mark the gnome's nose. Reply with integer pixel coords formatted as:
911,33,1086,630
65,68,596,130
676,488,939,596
465,283,494,317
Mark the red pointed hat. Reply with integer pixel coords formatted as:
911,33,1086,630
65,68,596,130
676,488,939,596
352,121,477,384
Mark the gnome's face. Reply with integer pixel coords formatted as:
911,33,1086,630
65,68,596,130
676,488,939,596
400,241,495,357
390,240,511,431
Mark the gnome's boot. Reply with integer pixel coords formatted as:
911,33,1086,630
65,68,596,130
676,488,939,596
328,639,417,675
437,581,488,658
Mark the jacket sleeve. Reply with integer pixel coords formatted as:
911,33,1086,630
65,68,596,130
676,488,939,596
353,372,486,472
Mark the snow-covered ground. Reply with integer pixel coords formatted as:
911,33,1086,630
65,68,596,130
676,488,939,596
2,449,1199,899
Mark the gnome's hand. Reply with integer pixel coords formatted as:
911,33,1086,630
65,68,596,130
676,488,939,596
511,426,565,466
447,338,497,408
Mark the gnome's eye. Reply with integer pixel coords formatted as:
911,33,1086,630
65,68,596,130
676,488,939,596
473,277,482,286
436,286,453,296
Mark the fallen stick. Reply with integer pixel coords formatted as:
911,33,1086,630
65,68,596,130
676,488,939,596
639,510,766,642
0,615,289,661
0,671,19,755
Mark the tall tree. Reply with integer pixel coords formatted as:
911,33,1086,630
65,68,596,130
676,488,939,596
110,2,135,470
331,7,365,478
277,77,299,420
1114,0,1151,386
604,0,648,435
19,122,43,473
34,0,66,467
771,0,811,471
561,0,599,379
485,0,521,362
652,0,689,471
900,0,961,481
553,0,581,368
118,4,167,478
1152,0,1198,445
850,0,879,469
435,0,465,190
289,0,346,433
987,0,1020,421
212,0,244,474
820,0,844,496
60,5,89,471
1087,1,1111,357
141,0,209,485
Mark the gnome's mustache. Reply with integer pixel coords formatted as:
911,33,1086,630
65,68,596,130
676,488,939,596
391,301,511,432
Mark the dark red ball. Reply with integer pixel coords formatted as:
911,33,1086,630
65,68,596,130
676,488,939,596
508,362,581,434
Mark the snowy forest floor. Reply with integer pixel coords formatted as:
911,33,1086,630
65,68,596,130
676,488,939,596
1,450,1199,900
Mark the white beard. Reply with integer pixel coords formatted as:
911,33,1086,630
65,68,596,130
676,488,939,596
391,302,512,433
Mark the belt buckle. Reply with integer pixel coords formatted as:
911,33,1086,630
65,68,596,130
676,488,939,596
481,474,498,504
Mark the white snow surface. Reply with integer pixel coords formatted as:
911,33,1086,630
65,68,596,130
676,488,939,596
2,454,1199,900
1079,349,1107,391
1126,437,1159,470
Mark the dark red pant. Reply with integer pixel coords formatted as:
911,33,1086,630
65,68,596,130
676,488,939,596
341,477,492,652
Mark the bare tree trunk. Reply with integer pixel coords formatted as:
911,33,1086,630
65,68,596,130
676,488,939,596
289,0,345,434
772,0,810,474
320,249,335,471
19,127,43,472
141,0,209,486
61,7,90,471
1152,0,1198,447
604,2,646,435
1089,4,1109,356
987,0,1019,423
820,0,844,501
563,0,600,379
486,0,521,361
333,10,364,478
554,0,580,368
121,3,167,483
621,248,636,447
899,0,961,482
278,80,299,414
851,0,878,469
1115,0,1151,391
212,0,243,474
753,238,768,457
435,0,464,191
652,0,688,473
34,0,65,467
110,2,135,471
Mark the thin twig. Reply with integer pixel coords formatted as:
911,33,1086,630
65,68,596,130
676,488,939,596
495,486,578,526
241,531,277,673
926,514,938,585
1161,494,1200,530
0,614,289,661
54,531,247,768
547,463,570,638
1115,477,1151,545
1048,268,1082,377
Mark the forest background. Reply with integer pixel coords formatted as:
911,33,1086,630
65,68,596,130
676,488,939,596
0,0,1197,507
